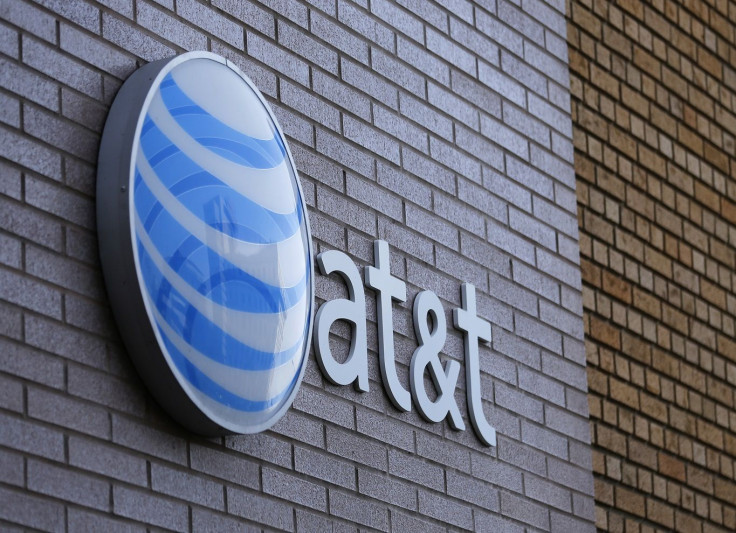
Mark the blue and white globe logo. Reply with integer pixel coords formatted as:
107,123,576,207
97,52,313,435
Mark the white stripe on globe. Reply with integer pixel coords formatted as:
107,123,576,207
136,146,307,288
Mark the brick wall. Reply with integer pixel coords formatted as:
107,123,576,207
0,1,593,531
568,0,736,531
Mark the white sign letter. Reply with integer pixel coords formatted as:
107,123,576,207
365,240,411,412
453,283,496,446
314,250,368,392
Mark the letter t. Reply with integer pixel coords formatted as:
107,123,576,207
365,240,411,412
453,283,497,446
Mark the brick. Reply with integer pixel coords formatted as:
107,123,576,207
0,447,23,487
373,104,429,153
0,21,19,58
1,126,62,181
370,0,423,42
454,125,503,173
69,362,146,415
263,467,327,511
0,486,64,532
427,27,475,75
113,486,188,531
136,0,207,50
396,0,447,31
68,508,147,533
451,17,500,63
500,490,550,530
342,58,398,109
525,473,572,512
402,147,456,193
311,10,369,64
512,260,560,304
416,429,470,472
69,436,147,486
316,128,374,177
495,381,544,422
0,265,62,320
0,57,58,112
1,0,57,42
280,79,339,131
112,414,187,464
28,458,110,511
517,313,565,355
436,247,488,292
278,19,337,74
312,71,370,122
177,0,243,48
406,203,458,250
0,337,64,389
530,145,575,190
548,456,594,494
476,11,523,56
550,510,595,533
23,36,103,100
0,410,65,461
357,469,416,509
528,92,572,137
372,46,424,96
502,51,547,99
388,448,444,491
540,302,584,342
448,469,499,511
392,510,445,533
28,386,110,438
503,102,551,150
399,92,453,141
0,371,22,415
343,115,400,164
522,418,568,459
226,433,292,468
355,407,414,452
152,462,225,509
24,104,99,164
338,0,394,51
317,184,376,234
525,39,568,88
247,32,309,86
418,488,474,529
295,446,355,489
188,444,258,488
213,0,274,37
271,409,323,449
476,510,527,532
457,178,507,224
326,424,388,470
397,36,449,86
294,509,339,532
0,160,22,201
428,81,479,130
537,248,581,290
61,24,136,80
34,0,100,32
330,489,389,531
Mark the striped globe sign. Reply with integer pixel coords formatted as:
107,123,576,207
97,52,313,435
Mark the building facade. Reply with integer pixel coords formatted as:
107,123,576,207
0,0,733,532
570,0,736,531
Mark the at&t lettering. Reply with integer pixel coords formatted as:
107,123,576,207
314,240,497,447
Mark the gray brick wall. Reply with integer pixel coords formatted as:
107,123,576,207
0,0,594,531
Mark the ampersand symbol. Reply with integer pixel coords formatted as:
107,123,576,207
409,291,465,431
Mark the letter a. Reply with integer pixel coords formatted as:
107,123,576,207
314,250,368,392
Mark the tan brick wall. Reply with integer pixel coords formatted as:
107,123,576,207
568,0,736,531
